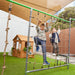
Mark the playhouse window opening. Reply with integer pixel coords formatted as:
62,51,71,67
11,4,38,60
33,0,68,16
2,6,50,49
16,41,19,50
25,42,27,48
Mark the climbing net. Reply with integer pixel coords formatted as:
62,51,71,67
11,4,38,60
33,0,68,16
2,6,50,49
26,12,70,74
1,0,75,75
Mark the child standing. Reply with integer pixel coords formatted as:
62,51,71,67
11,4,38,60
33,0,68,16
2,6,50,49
34,20,50,65
49,27,60,56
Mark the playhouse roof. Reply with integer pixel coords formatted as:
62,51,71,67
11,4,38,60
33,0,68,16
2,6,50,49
13,35,34,42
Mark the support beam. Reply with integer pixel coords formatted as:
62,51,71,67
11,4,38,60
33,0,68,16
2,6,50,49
7,0,70,23
25,8,33,75
71,18,75,21
26,64,69,73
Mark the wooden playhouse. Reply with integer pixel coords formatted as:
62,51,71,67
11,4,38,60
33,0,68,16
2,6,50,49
12,35,34,58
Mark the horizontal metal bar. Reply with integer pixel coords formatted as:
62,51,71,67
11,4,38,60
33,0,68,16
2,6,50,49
69,54,75,57
7,0,70,23
58,54,68,57
71,18,75,21
26,64,69,73
59,54,75,57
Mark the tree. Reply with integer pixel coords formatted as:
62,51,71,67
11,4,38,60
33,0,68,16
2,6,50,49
49,7,75,30
59,7,75,20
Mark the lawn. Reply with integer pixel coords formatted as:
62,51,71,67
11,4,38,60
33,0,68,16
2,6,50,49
0,52,75,75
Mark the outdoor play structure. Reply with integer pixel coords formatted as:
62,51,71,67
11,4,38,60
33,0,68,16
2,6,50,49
0,0,73,24
1,0,75,75
12,35,34,58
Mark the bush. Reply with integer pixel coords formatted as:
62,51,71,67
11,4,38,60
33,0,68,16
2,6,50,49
23,46,32,52
11,47,14,51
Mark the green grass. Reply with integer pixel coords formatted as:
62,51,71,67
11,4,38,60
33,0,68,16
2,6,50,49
0,52,75,75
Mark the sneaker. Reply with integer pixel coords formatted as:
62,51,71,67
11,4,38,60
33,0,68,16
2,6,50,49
36,46,39,52
57,56,60,60
43,61,50,65
53,53,56,56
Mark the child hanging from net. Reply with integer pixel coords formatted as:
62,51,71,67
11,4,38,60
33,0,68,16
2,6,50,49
34,20,50,65
49,26,60,56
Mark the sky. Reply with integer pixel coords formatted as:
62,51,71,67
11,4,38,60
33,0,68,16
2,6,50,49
55,1,75,15
0,1,75,52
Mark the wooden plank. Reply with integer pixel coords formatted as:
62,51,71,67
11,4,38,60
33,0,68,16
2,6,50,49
0,0,73,24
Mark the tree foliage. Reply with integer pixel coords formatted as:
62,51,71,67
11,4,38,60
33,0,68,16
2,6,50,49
50,7,75,30
59,7,75,20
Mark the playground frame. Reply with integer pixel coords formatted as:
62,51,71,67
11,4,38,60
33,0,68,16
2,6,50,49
3,0,75,75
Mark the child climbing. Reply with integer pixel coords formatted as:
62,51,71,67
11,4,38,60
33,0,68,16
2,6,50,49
49,26,60,56
34,20,50,65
